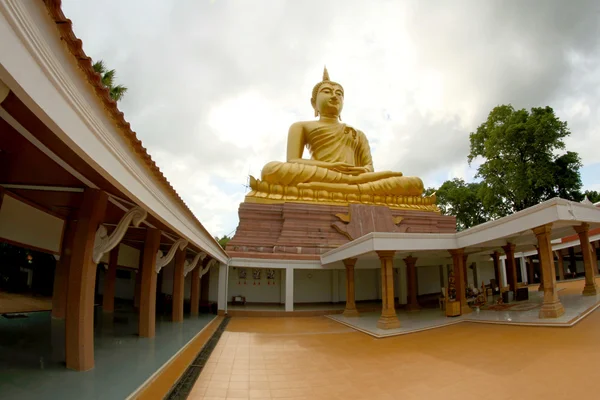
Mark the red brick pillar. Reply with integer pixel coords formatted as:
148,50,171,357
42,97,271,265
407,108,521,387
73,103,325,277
172,247,187,322
376,251,400,329
190,262,201,316
534,224,565,318
65,189,108,371
139,228,161,337
449,249,471,314
52,219,76,319
342,258,359,317
502,243,518,293
574,223,599,296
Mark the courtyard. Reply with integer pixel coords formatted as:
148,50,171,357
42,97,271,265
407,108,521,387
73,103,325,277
188,279,600,400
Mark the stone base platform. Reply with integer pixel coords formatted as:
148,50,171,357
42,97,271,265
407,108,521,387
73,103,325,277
227,201,456,258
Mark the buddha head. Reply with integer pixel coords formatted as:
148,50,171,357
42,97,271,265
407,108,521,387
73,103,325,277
311,66,344,118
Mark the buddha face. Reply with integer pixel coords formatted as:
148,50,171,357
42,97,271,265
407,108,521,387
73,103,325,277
312,82,344,117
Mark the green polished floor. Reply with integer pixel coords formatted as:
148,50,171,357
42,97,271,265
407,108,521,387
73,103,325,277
0,306,215,400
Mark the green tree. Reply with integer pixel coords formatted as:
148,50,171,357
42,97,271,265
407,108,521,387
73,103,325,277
214,235,231,249
92,60,128,102
583,190,600,203
427,179,494,231
468,104,582,215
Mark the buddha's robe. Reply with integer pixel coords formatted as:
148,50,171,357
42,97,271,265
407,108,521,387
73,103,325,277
261,123,424,196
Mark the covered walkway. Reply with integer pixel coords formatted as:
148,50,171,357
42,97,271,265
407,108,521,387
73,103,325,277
0,308,215,399
0,0,227,377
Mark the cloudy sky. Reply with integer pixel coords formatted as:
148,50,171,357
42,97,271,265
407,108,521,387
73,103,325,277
62,0,600,237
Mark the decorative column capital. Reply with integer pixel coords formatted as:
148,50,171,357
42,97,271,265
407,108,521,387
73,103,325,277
574,222,590,235
532,223,552,237
448,248,465,257
403,256,417,267
376,250,396,260
490,251,500,260
501,243,516,254
342,258,358,268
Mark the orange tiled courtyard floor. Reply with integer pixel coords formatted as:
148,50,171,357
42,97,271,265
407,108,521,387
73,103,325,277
190,278,600,400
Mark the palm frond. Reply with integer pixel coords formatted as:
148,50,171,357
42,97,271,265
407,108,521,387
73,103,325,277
102,69,116,88
92,60,106,74
110,85,128,102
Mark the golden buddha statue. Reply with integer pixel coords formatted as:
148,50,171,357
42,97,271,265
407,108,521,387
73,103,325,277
246,67,437,211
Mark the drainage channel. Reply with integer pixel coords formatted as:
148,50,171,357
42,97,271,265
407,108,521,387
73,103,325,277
164,316,231,399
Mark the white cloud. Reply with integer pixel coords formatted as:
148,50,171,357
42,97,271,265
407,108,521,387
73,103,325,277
61,0,600,236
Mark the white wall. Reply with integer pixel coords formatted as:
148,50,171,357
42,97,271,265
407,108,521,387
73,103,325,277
294,269,333,303
417,265,441,295
0,194,64,254
338,270,346,302
228,267,283,303
466,264,475,287
355,268,379,301
99,243,140,269
477,261,496,285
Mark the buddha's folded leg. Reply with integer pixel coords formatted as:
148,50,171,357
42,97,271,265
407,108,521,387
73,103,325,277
262,161,352,185
297,181,361,194
298,176,424,197
262,162,407,186
347,171,404,183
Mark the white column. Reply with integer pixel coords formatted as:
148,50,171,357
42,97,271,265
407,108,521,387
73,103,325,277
331,270,339,303
520,256,528,284
217,262,228,313
285,267,294,312
500,258,508,288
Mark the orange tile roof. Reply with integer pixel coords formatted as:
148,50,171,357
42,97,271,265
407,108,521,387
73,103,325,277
42,0,222,253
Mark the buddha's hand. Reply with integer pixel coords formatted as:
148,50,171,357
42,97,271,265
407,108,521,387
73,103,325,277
327,162,362,175
345,166,371,175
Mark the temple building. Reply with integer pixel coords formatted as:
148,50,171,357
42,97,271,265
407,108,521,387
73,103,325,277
1,1,600,399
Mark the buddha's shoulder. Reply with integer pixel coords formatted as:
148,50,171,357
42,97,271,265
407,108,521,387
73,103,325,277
289,120,319,129
288,120,320,135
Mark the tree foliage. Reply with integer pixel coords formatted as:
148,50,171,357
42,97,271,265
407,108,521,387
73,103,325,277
428,104,593,229
92,60,128,102
468,105,582,215
428,179,496,231
583,190,600,203
215,235,231,249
